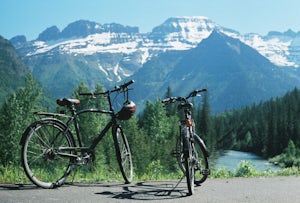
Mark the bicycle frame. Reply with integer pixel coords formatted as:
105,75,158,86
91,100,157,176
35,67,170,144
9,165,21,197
58,111,115,156
57,91,123,157
179,104,195,155
34,82,131,159
20,80,135,188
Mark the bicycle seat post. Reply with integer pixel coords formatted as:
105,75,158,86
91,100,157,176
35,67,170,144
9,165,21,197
69,103,77,117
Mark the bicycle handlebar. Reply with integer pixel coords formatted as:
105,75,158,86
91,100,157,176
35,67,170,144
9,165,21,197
162,88,207,104
186,88,207,99
79,80,135,96
161,97,180,104
113,80,135,92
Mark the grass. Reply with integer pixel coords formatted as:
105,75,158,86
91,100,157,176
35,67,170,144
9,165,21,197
210,160,300,178
1,161,300,185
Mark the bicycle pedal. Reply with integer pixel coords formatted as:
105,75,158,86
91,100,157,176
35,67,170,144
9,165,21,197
75,157,85,165
75,155,92,165
202,169,211,175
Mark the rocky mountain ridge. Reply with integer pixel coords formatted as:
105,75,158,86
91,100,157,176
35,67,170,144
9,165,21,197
6,16,300,112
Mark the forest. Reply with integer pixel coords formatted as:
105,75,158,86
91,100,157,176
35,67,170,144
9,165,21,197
0,74,300,179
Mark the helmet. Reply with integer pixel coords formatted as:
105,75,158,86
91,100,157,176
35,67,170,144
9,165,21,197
116,100,136,120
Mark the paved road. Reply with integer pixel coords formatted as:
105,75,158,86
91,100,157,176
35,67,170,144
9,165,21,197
1,176,300,203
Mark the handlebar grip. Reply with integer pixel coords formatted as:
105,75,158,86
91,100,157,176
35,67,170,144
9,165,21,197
115,80,135,91
121,80,135,89
187,88,207,99
162,98,171,103
195,88,207,93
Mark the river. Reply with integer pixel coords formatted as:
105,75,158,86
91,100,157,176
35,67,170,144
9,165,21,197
214,150,281,171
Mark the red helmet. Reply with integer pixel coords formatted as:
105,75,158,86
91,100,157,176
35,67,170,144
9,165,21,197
116,100,136,120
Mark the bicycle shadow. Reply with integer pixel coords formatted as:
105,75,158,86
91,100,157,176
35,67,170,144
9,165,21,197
94,180,191,201
0,183,39,190
65,178,192,200
0,179,199,201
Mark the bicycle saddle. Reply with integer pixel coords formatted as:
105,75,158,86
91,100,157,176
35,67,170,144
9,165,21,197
56,98,80,107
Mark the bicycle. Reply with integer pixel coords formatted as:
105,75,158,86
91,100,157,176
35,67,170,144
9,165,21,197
162,88,210,195
20,80,136,189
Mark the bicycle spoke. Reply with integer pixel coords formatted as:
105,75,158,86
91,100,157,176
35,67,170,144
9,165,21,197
34,128,51,149
26,152,44,166
21,119,74,189
113,126,133,184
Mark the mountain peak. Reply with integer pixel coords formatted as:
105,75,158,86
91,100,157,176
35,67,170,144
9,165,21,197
202,29,270,64
148,16,218,46
152,16,217,33
267,29,297,37
36,20,140,42
37,26,60,41
9,35,27,47
166,16,211,22
60,20,102,39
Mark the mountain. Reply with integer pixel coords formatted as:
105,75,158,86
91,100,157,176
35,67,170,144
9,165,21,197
238,30,300,68
131,30,300,113
10,20,147,96
37,20,139,41
8,16,300,112
0,35,28,104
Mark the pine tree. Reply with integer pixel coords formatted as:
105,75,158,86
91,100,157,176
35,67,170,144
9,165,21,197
122,117,150,176
197,91,215,153
164,86,176,116
0,74,42,166
138,100,177,172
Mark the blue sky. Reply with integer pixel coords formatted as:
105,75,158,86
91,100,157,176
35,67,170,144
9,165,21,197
1,0,300,40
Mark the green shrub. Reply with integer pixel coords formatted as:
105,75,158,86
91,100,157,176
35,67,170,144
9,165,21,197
235,161,258,177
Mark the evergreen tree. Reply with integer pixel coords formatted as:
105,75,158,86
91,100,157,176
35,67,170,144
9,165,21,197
139,100,177,172
197,91,215,153
164,86,176,116
122,117,150,176
0,74,42,166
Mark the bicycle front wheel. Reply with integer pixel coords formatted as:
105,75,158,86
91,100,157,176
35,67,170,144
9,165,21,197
112,125,133,183
183,135,195,195
20,118,75,189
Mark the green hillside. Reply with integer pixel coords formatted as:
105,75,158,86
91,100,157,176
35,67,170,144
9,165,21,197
0,35,28,104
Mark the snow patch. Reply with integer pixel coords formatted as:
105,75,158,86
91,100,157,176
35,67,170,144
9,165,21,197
24,16,299,68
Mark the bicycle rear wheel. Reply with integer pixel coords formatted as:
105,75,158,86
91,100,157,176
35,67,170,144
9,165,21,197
193,134,210,185
20,118,75,188
176,133,210,186
112,125,133,183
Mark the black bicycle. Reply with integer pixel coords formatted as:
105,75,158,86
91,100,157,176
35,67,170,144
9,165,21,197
20,80,136,189
162,89,210,195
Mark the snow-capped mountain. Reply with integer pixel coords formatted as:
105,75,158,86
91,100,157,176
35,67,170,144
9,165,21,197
131,30,300,113
239,30,300,67
9,16,300,109
12,16,300,68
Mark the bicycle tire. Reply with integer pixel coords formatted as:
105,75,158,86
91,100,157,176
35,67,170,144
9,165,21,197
20,118,75,189
182,129,194,195
112,125,133,183
176,132,209,186
193,134,210,185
